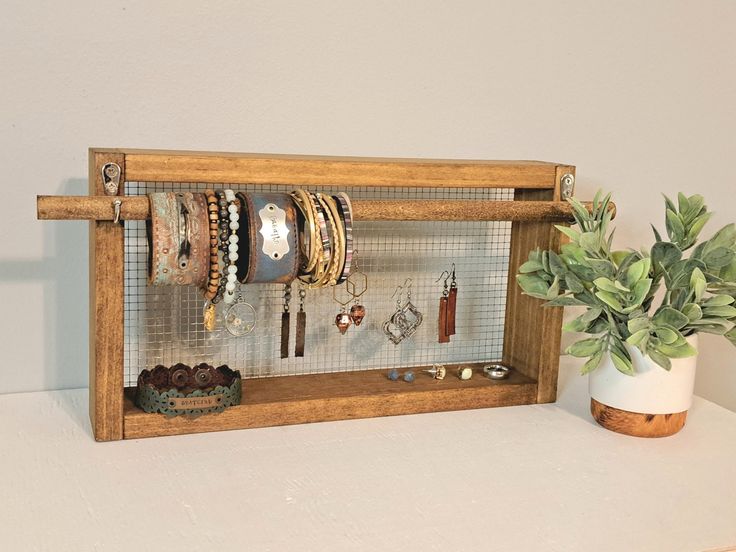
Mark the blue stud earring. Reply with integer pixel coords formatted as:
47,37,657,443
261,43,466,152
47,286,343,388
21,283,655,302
388,369,400,381
403,371,415,383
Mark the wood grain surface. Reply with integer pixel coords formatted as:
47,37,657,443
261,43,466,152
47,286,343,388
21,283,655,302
107,149,559,188
123,363,537,438
38,196,610,223
590,398,688,438
88,152,125,441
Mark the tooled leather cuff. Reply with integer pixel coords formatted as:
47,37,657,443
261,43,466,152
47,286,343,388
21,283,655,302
135,363,242,417
147,192,209,287
235,192,299,284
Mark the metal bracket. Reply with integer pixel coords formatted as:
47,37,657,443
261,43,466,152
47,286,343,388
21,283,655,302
101,163,121,196
560,173,575,200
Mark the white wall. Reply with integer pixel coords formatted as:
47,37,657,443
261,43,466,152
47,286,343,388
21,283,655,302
2,1,735,409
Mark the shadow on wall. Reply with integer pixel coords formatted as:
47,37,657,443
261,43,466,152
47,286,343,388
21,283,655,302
0,179,89,391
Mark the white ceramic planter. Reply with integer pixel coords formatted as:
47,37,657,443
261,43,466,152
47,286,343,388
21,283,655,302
589,335,698,415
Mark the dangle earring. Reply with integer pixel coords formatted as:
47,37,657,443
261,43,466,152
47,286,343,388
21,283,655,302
347,251,367,326
447,263,457,336
224,286,257,337
295,284,307,357
333,284,353,335
383,278,423,345
280,283,291,358
436,270,451,344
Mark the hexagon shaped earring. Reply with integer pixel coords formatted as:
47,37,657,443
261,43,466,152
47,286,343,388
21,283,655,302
346,251,368,326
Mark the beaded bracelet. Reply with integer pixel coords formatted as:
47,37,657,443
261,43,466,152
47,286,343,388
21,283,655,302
203,189,221,300
222,189,240,304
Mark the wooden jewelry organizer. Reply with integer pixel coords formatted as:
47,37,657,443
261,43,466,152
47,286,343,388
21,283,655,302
37,148,579,441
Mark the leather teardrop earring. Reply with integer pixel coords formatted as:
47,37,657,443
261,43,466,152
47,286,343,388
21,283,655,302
436,270,450,344
447,263,457,336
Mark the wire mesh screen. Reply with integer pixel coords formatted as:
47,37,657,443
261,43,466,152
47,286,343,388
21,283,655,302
123,183,513,386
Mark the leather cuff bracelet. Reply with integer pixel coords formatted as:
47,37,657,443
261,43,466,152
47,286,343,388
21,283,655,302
148,192,209,287
235,192,299,284
135,363,242,417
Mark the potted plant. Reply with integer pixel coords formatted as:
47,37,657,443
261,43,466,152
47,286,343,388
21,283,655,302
517,191,736,437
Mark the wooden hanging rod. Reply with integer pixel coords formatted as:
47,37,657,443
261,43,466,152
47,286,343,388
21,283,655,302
36,196,610,223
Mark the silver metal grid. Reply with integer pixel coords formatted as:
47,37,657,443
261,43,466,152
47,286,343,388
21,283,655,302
124,183,513,386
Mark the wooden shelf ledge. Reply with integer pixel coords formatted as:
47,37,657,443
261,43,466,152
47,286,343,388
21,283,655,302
123,363,537,439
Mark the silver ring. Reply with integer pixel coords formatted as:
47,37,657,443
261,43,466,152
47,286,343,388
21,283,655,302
483,363,510,380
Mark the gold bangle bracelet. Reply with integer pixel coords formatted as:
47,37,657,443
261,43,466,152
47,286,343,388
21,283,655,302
291,190,319,274
311,193,344,288
322,194,346,285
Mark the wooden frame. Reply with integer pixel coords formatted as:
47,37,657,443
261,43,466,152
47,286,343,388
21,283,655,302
38,148,578,441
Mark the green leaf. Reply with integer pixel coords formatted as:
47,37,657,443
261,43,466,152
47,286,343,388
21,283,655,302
625,258,651,287
691,267,707,302
666,209,686,242
701,305,736,319
654,325,679,345
631,278,653,307
568,197,592,226
685,194,705,218
544,295,588,307
548,251,567,277
651,224,663,242
611,352,634,376
702,295,735,307
687,212,712,242
721,258,736,283
611,250,630,268
579,232,600,253
656,341,697,358
705,224,736,252
554,225,580,242
726,326,736,346
649,348,672,371
580,351,604,374
626,328,650,347
546,276,561,299
563,307,603,333
651,242,682,269
663,194,677,214
586,258,616,276
682,303,703,322
564,271,585,294
677,192,691,215
704,247,735,269
653,307,689,330
628,316,650,333
595,291,624,313
517,274,549,297
566,338,603,358
594,277,620,294
518,260,545,273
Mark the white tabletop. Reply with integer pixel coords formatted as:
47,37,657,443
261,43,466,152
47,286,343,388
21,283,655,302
2,360,735,552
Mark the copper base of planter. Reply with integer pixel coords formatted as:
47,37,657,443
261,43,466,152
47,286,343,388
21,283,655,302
590,398,688,438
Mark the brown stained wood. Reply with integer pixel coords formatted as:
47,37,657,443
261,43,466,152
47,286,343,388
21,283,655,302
89,151,125,441
502,183,570,403
37,196,607,223
590,398,688,438
123,363,538,439
533,166,575,403
119,150,558,188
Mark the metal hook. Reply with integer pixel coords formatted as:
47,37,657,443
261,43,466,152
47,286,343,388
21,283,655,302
390,284,404,300
434,270,450,284
113,199,122,224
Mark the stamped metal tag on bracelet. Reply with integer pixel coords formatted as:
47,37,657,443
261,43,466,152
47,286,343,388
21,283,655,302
259,203,290,261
